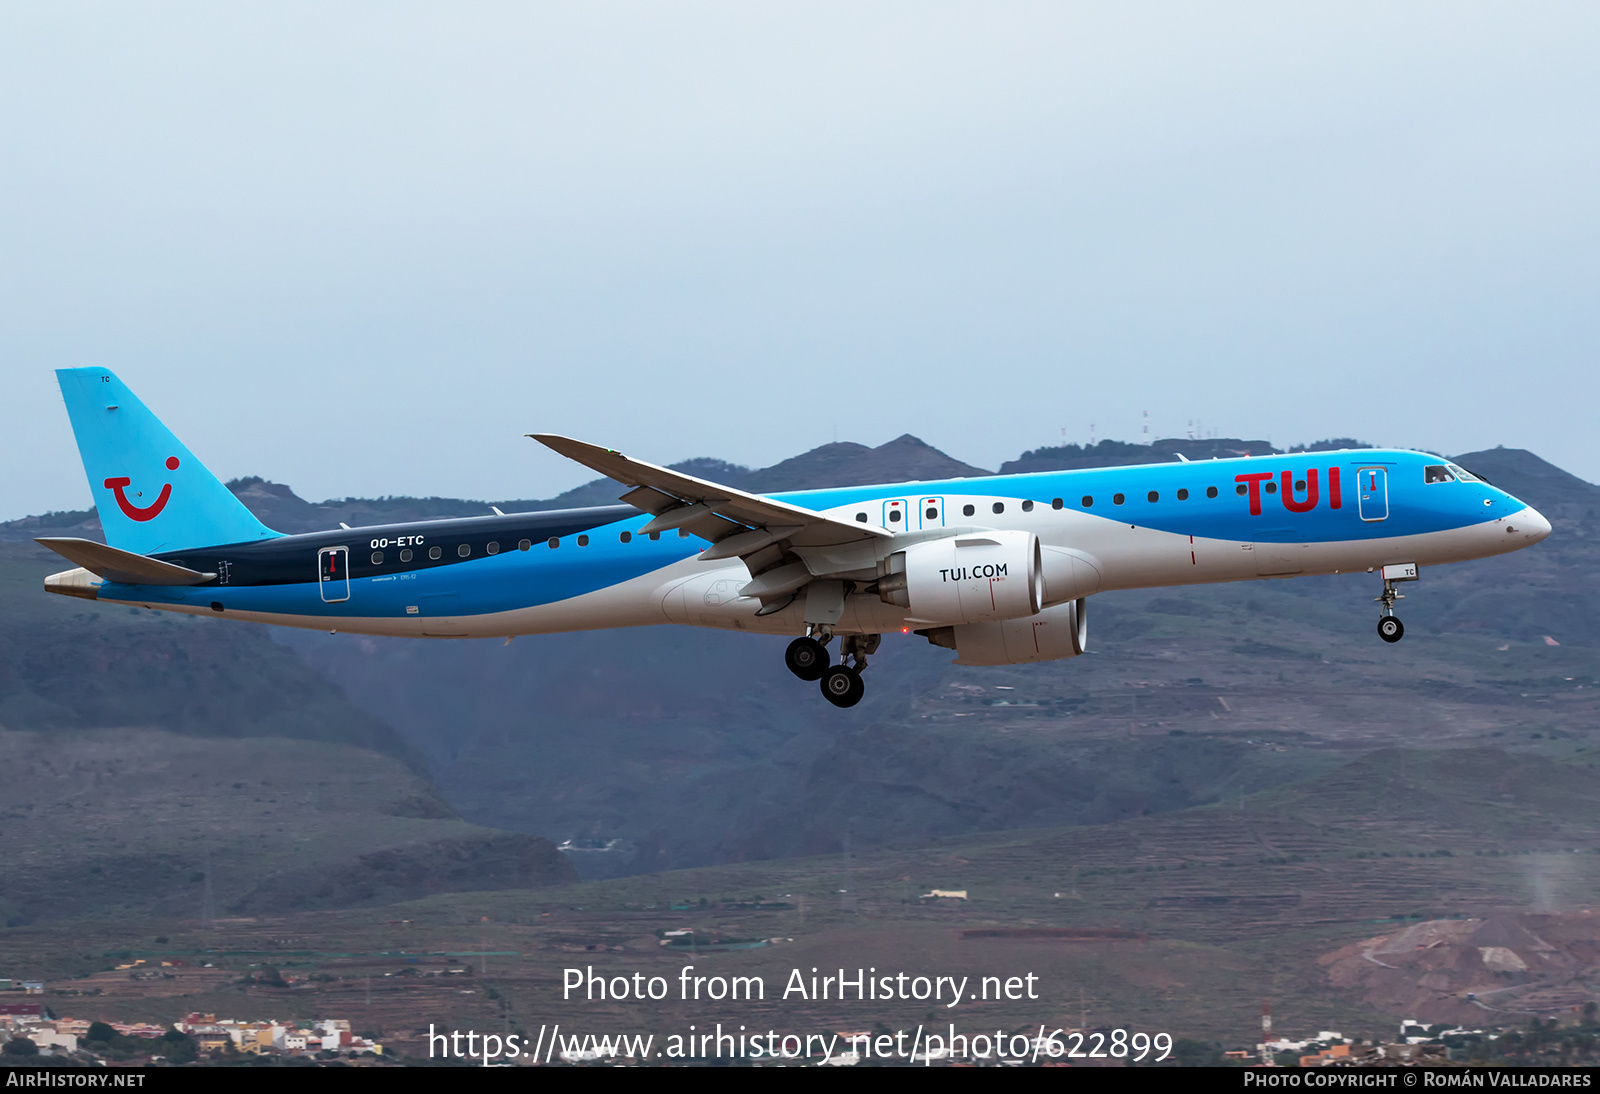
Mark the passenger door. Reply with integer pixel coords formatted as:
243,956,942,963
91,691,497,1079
318,546,350,602
1357,467,1388,522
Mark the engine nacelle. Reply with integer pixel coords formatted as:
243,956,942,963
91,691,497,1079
876,530,1043,624
920,597,1089,666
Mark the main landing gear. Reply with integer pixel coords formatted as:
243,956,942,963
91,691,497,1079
784,635,829,680
785,629,877,708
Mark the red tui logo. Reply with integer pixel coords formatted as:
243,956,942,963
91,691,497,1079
104,456,179,522
1235,468,1343,516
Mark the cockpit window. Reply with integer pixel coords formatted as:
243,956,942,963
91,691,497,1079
1446,463,1481,483
1424,465,1456,484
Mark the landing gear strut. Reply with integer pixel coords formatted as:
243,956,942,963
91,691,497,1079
1374,566,1416,643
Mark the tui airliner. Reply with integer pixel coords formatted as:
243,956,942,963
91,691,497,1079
39,368,1551,708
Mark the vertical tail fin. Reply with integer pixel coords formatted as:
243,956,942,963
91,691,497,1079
55,368,280,555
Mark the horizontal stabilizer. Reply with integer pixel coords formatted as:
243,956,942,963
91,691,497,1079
35,537,216,586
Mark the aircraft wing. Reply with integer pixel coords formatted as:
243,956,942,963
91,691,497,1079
530,435,890,595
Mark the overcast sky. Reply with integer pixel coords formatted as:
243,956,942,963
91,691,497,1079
2,3,1596,520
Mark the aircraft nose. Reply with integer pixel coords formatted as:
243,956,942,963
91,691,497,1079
1514,505,1552,543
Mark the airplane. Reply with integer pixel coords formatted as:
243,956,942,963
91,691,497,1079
38,368,1552,708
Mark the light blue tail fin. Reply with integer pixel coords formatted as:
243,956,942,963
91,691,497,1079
56,368,280,555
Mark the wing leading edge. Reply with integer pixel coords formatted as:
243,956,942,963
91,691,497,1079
529,434,891,609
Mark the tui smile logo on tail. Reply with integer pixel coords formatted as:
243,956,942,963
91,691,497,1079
104,456,179,522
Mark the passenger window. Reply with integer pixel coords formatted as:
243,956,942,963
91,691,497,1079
1113,494,1125,505
547,537,559,549
518,539,531,551
371,551,383,565
1235,484,1247,496
649,531,660,540
1264,481,1277,493
458,544,472,557
429,546,442,560
400,548,412,563
578,535,589,546
992,502,1004,514
1177,489,1189,501
1081,496,1093,507
1051,498,1063,510
925,507,938,519
487,541,500,555
889,510,902,523
1021,500,1033,512
679,528,689,537
620,532,632,543
1424,465,1456,484
1207,487,1218,499
855,512,868,522
962,504,975,517
1148,491,1159,503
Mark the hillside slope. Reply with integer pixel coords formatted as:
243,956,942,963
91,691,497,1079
10,437,1592,883
273,444,1594,879
0,542,415,762
0,728,574,925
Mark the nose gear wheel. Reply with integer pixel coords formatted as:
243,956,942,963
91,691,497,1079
1375,575,1408,643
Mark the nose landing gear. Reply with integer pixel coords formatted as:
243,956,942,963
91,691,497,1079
1374,563,1418,643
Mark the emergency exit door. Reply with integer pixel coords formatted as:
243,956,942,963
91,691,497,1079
1357,468,1388,522
318,546,350,602
919,497,945,529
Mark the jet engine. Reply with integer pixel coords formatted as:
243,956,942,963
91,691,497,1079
876,530,1043,624
918,597,1089,666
